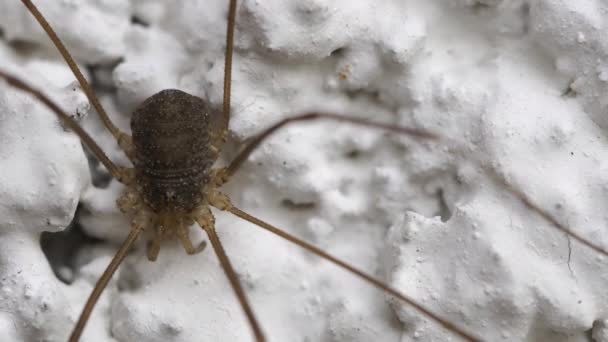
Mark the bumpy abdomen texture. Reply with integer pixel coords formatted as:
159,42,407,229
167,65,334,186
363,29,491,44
131,89,217,212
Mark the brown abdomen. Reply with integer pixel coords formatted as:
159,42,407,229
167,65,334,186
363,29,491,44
131,89,217,213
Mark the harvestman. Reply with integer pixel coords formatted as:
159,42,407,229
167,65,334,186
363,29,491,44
1,0,607,341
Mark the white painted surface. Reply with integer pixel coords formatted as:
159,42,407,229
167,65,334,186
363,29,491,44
0,0,608,341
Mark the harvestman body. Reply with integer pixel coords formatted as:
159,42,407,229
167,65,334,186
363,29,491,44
1,0,607,341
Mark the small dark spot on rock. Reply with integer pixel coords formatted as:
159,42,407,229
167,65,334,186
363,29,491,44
345,150,360,159
161,321,182,336
281,199,316,210
330,47,346,57
131,16,149,27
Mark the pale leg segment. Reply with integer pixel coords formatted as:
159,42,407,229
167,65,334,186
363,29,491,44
116,185,140,214
146,224,165,262
146,214,208,261
176,218,207,255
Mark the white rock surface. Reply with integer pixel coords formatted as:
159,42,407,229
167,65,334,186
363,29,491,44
1,0,608,341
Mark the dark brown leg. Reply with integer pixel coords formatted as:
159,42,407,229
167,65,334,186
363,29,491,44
0,70,132,184
194,206,265,342
69,211,151,342
19,0,134,159
207,190,480,342
482,166,608,256
207,0,239,154
210,112,437,186
217,112,608,258
221,0,238,136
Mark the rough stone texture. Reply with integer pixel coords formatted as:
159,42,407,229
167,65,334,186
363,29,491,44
1,0,608,341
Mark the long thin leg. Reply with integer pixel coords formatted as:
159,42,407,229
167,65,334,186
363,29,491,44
211,112,437,186
483,166,608,257
194,207,265,342
19,0,134,158
222,112,438,182
0,70,132,184
207,191,480,342
222,0,238,133
69,212,150,342
219,112,608,258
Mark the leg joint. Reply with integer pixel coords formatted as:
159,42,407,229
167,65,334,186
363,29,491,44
208,190,232,211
